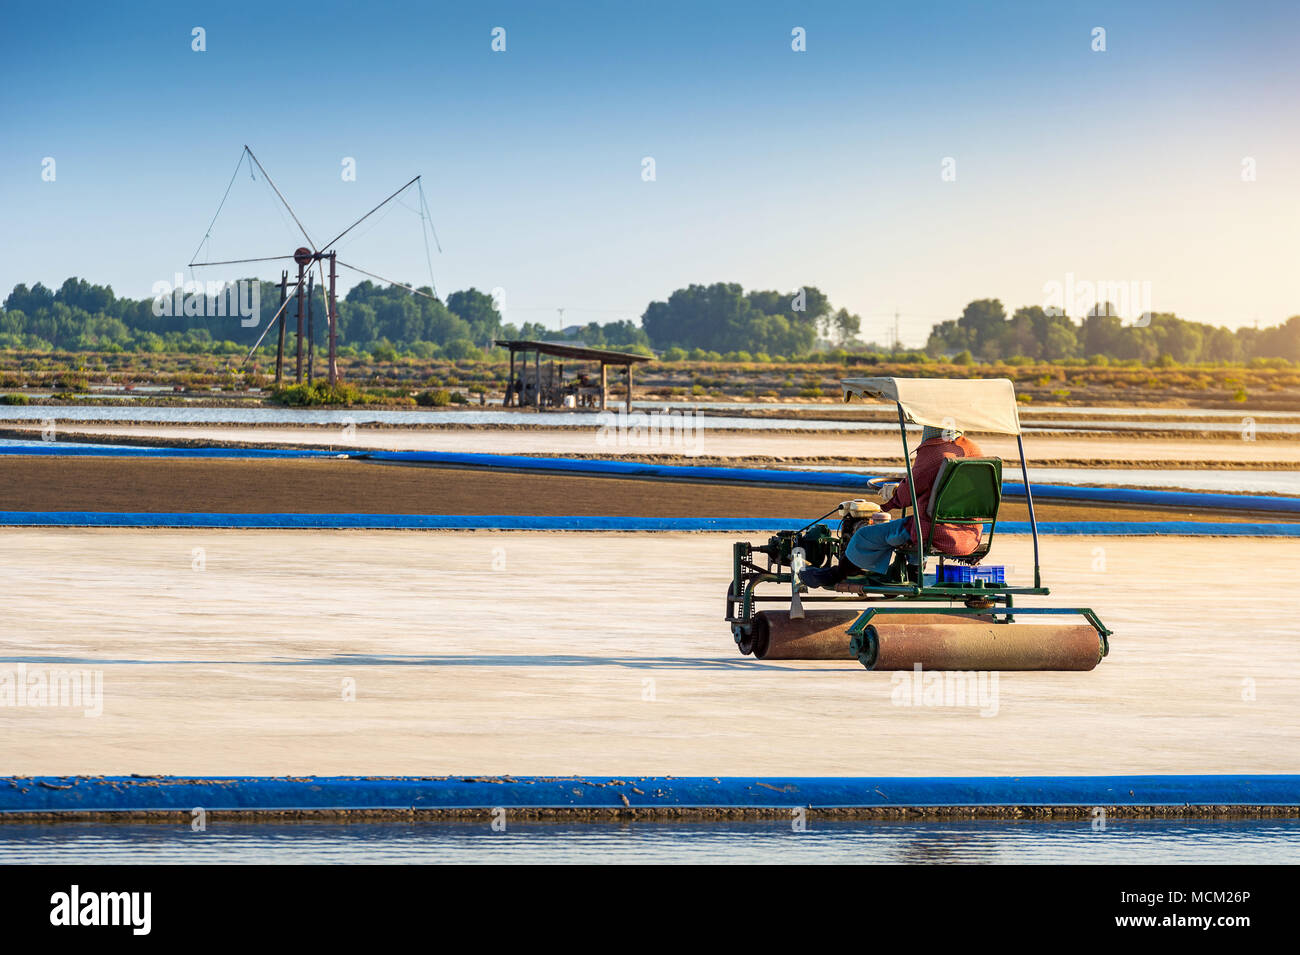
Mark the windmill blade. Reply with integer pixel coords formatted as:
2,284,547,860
245,146,318,251
417,178,442,253
188,148,250,271
189,255,298,268
335,260,440,301
416,178,440,298
322,176,421,251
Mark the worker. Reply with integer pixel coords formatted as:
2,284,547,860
799,424,988,588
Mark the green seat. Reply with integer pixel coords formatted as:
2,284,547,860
923,456,1002,563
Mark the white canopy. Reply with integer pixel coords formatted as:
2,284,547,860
841,376,1022,435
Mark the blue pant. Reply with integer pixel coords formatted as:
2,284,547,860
844,518,913,576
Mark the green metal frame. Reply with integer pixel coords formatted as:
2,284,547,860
724,399,1111,658
846,606,1112,641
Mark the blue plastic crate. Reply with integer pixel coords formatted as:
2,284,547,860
941,564,1005,585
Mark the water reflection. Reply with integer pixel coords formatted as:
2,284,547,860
0,817,1294,864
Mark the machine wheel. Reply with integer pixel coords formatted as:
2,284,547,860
747,613,771,659
726,583,755,655
848,627,878,670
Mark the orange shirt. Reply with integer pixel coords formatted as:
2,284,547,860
882,435,987,557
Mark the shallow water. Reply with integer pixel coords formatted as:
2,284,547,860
637,401,1300,420
1,404,1296,434
1,404,923,430
0,818,1294,864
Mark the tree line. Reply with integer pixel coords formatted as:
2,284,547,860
640,282,860,356
0,277,513,359
925,299,1300,365
1,277,1295,364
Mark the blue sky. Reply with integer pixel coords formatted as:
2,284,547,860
2,0,1297,344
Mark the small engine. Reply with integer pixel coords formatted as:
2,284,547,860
756,524,836,568
755,500,883,569
835,498,884,544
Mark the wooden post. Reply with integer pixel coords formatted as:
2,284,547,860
275,272,287,386
294,259,306,383
328,252,339,386
599,363,607,410
534,350,541,410
507,348,515,407
626,362,634,414
306,273,315,384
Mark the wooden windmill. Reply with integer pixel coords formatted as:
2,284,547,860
188,146,441,386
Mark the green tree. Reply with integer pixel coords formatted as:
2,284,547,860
925,319,972,356
825,307,861,346
958,299,1008,358
446,288,502,342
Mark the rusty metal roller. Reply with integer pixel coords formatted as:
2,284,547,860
858,621,1104,671
753,611,991,661
753,610,1102,670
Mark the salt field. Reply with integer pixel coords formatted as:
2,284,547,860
2,530,1295,778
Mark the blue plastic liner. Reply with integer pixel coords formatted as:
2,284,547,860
1001,520,1300,536
0,443,344,459
1002,481,1300,514
0,512,1297,535
0,512,804,531
1,774,1295,812
364,449,875,487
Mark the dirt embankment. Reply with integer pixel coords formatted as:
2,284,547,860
0,456,1290,523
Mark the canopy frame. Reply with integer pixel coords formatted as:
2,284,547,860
842,376,1022,436
846,377,1040,588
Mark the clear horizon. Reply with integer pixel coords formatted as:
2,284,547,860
2,0,1297,347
